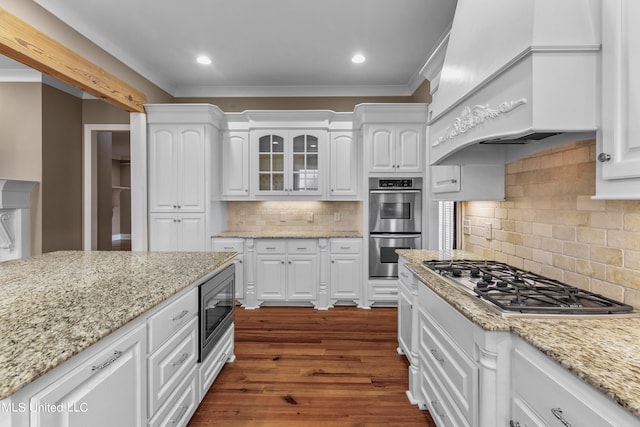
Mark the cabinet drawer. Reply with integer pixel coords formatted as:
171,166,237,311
148,288,198,353
330,238,362,253
398,261,414,285
199,323,234,400
286,239,317,253
212,238,244,253
418,282,475,358
255,239,286,254
369,282,398,302
512,341,624,427
149,365,198,427
419,352,471,427
148,317,198,417
418,309,478,425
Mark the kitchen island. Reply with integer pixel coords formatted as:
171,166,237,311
0,250,235,426
397,249,640,426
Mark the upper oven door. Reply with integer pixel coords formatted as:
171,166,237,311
369,190,422,233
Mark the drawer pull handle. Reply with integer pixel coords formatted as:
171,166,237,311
340,246,350,250
509,421,521,427
400,272,409,278
219,352,227,364
430,349,445,364
551,408,572,427
266,247,277,250
172,353,190,367
223,246,234,250
172,309,189,321
92,351,122,371
171,405,189,425
296,247,307,250
431,400,445,419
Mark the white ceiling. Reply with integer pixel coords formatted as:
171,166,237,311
30,0,457,97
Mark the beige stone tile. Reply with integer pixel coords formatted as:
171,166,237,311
624,251,640,270
590,246,623,267
563,272,590,290
608,230,640,251
576,227,607,245
576,195,606,212
552,225,575,241
532,222,553,237
607,266,640,290
540,237,564,254
623,287,640,309
624,213,640,232
564,241,590,259
553,254,576,271
522,235,542,249
532,248,553,265
589,212,623,230
515,246,533,260
591,280,625,301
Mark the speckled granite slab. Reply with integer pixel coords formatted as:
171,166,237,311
214,230,362,239
397,249,640,418
0,250,235,400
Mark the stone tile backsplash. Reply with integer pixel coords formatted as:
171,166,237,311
462,140,640,308
226,201,361,233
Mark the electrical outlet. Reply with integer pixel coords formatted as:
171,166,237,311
485,223,493,240
463,220,471,235
307,212,314,222
280,212,286,222
334,212,341,221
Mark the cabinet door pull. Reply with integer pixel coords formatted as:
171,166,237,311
171,405,189,425
430,400,445,419
218,352,228,364
172,309,189,322
430,349,445,364
92,350,122,371
340,246,351,250
172,352,190,367
400,272,409,278
265,247,277,250
296,247,307,250
223,246,234,250
551,408,572,427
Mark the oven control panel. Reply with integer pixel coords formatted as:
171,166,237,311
370,178,422,189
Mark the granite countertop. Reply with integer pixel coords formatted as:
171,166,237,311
214,230,362,239
397,249,640,418
0,250,235,400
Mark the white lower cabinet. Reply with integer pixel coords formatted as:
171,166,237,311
148,366,198,427
417,285,479,427
29,323,147,427
510,338,640,427
148,317,198,418
329,239,362,306
198,324,235,401
254,239,318,306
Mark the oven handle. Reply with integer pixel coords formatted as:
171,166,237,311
369,190,421,194
370,233,422,239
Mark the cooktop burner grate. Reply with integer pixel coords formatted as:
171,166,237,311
422,259,636,315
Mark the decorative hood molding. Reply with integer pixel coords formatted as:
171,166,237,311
427,0,601,165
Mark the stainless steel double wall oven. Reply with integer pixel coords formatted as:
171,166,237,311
369,178,422,278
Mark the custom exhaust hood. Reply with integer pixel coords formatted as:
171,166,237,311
428,0,601,165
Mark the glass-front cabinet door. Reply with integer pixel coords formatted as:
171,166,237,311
258,133,285,192
292,134,319,192
253,129,325,198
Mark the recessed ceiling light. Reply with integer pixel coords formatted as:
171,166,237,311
196,55,212,65
351,54,366,64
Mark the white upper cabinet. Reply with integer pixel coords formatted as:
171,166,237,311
251,129,327,198
431,164,505,201
329,131,359,199
354,104,428,177
366,124,423,175
148,124,207,213
596,0,640,199
221,131,250,199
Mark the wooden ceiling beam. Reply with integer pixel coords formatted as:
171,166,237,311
0,8,146,112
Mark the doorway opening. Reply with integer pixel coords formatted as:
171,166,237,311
83,124,131,251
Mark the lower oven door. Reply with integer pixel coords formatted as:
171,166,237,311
369,234,421,278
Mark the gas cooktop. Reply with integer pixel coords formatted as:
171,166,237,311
422,259,638,318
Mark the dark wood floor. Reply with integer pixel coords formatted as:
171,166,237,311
188,306,435,426
111,239,131,251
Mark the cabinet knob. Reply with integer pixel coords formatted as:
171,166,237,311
281,261,285,264
331,260,335,263
451,179,457,184
288,261,292,264
598,153,612,162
